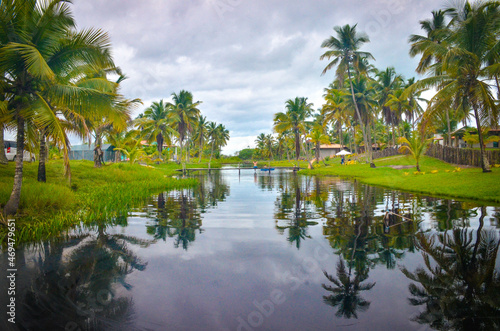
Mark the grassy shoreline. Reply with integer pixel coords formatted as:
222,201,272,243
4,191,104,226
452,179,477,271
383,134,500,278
299,155,500,204
0,160,198,245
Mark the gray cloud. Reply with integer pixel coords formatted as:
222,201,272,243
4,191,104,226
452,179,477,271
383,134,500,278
69,0,440,153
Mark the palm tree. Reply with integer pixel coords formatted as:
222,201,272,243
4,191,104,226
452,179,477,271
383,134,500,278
136,100,174,162
194,115,208,163
273,97,313,165
207,121,218,168
409,1,500,172
409,9,451,74
168,90,201,169
398,131,431,172
320,24,375,162
214,123,230,156
0,0,116,215
375,67,404,146
307,129,330,162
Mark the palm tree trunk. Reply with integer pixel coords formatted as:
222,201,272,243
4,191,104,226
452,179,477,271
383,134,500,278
0,125,8,164
294,129,300,165
94,135,103,168
38,131,47,182
209,140,215,169
472,104,491,172
198,139,203,163
156,133,163,162
347,67,371,163
391,124,396,147
446,110,452,146
4,116,25,216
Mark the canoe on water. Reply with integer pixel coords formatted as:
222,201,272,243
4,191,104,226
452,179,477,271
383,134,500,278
260,168,275,171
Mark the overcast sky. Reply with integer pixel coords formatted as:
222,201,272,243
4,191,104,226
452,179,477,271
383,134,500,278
66,0,443,154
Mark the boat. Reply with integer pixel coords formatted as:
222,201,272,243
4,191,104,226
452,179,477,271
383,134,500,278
260,168,275,171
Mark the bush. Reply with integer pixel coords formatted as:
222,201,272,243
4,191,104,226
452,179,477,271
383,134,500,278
237,148,255,160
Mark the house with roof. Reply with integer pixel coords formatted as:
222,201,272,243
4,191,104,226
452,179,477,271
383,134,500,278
318,144,349,159
69,144,116,162
446,127,500,148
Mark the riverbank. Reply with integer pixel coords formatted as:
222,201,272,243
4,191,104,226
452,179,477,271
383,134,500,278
300,155,500,203
0,161,198,245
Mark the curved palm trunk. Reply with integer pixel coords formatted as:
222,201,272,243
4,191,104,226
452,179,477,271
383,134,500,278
4,116,25,216
347,67,371,163
0,125,8,164
38,131,47,182
472,105,491,172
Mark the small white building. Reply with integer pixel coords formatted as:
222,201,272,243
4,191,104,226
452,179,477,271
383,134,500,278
319,144,348,159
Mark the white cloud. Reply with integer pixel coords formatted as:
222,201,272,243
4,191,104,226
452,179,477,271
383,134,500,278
69,0,441,153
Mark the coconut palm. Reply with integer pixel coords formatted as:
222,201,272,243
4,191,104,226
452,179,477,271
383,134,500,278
273,97,313,165
135,100,174,162
320,24,375,162
168,90,201,169
308,129,330,162
398,131,431,172
0,0,117,215
375,67,404,146
207,121,218,167
194,115,208,163
409,1,500,172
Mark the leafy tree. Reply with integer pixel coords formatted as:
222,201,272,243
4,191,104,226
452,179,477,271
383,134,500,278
168,90,201,169
273,97,313,165
398,131,431,172
320,24,375,162
0,0,117,215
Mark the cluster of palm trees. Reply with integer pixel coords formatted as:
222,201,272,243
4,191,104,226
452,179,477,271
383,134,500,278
254,1,499,173
134,91,230,169
0,0,139,216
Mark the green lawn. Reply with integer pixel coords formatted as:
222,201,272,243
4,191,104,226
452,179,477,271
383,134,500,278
0,160,196,244
301,155,500,203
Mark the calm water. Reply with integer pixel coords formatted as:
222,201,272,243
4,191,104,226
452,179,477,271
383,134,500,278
1,168,500,331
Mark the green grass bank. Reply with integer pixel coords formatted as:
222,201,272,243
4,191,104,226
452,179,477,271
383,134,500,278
0,160,197,245
300,155,500,204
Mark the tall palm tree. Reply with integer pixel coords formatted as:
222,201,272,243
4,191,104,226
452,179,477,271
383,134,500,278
168,90,201,169
136,100,174,161
320,24,375,162
0,0,116,215
273,97,313,165
214,123,230,156
194,115,208,163
207,121,218,168
375,67,404,146
409,1,500,172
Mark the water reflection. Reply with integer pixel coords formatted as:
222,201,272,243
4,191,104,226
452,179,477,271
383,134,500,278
274,175,318,249
322,258,376,319
2,169,499,330
17,220,151,330
145,172,229,250
402,206,500,330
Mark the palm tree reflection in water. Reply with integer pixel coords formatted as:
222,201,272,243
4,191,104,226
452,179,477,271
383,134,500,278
402,206,500,330
19,220,151,330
